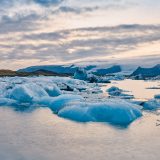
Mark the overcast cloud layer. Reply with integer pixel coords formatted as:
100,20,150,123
0,0,160,69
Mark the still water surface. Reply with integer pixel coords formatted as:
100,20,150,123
0,79,160,160
102,79,160,100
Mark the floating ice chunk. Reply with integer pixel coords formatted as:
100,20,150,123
73,67,107,83
107,86,133,99
34,96,54,107
9,85,33,103
143,99,160,110
49,94,84,113
74,68,88,81
9,83,48,103
107,86,122,92
101,74,125,81
130,100,144,107
97,77,110,83
0,98,17,106
119,94,134,99
58,105,94,122
40,84,61,97
87,101,142,125
0,84,8,98
154,94,160,99
107,86,123,96
58,99,142,125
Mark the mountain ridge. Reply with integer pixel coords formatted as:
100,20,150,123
130,64,160,78
17,64,122,76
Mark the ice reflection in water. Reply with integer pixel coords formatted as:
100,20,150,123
0,107,159,160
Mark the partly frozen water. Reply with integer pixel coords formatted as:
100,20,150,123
0,107,159,160
0,77,160,160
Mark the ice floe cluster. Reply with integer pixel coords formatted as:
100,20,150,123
73,68,111,83
73,68,125,83
0,76,159,126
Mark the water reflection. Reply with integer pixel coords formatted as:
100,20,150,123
102,79,160,100
0,106,159,160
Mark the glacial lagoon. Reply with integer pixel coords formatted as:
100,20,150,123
0,77,159,160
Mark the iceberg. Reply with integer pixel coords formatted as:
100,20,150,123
35,94,84,112
154,94,160,99
39,84,61,97
107,86,123,96
74,68,88,81
74,67,99,83
0,98,17,106
49,94,84,113
0,76,143,126
9,83,48,103
58,105,94,122
143,99,160,110
58,99,142,125
107,86,134,99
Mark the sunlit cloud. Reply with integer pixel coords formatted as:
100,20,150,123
0,0,160,69
0,24,160,68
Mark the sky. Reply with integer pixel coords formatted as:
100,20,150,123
0,0,160,69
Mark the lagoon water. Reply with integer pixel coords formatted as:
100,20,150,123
0,107,159,160
102,79,160,100
0,79,160,160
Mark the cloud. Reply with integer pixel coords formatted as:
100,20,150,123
1,24,160,66
0,0,137,22
0,0,160,69
53,6,101,14
34,0,64,6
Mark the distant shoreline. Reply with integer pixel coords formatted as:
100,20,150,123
0,70,70,77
